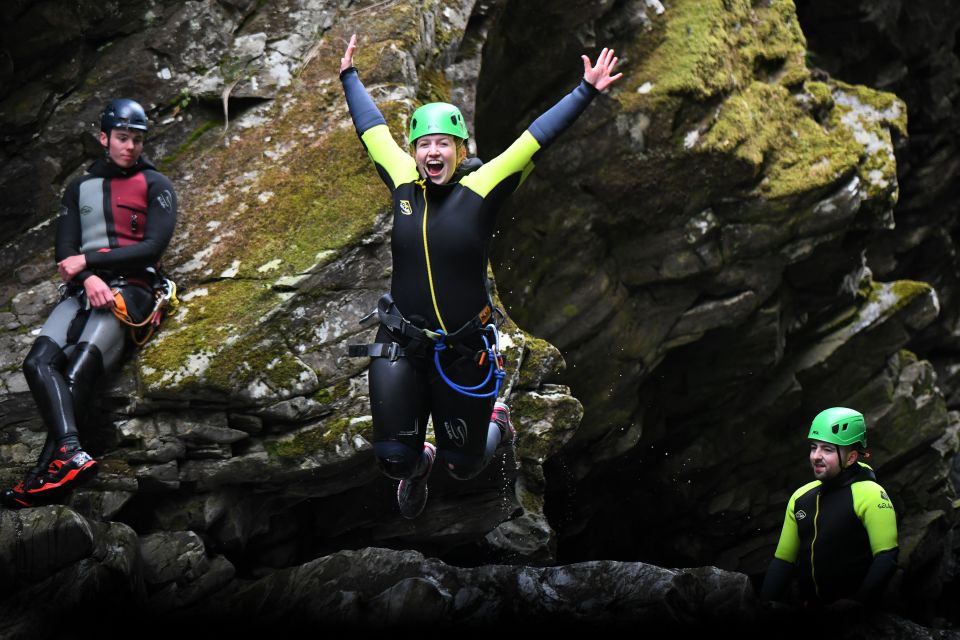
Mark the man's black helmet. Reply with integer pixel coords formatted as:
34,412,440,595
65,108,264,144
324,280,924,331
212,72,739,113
100,99,148,133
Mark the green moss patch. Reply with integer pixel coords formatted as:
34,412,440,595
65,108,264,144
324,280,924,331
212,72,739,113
139,280,269,389
313,380,351,405
213,124,389,276
97,457,135,477
139,11,451,396
883,280,933,316
826,80,907,203
158,119,219,173
265,416,373,461
516,334,565,390
621,0,807,110
416,66,452,105
700,76,901,203
139,278,325,400
759,88,861,201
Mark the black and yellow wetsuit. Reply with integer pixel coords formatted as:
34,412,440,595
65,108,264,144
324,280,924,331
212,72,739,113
762,461,899,604
341,66,598,478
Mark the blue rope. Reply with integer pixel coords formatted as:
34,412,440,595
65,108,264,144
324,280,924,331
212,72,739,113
433,324,505,398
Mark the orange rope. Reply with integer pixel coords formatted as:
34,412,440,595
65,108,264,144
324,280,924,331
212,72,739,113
110,288,168,346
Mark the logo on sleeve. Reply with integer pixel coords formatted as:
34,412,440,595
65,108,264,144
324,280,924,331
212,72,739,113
796,510,807,520
156,190,173,212
878,489,894,509
399,200,412,216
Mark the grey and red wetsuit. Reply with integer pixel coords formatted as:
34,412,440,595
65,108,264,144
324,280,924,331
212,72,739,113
21,155,177,475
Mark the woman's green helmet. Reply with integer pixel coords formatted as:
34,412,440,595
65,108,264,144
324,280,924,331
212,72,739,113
808,407,867,448
408,102,468,142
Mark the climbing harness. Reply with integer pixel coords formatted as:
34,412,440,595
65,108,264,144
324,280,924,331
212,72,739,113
432,323,505,398
348,293,505,398
110,277,179,346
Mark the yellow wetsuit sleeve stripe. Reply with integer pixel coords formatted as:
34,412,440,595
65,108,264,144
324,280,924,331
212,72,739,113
773,493,801,563
360,125,418,189
852,480,898,555
460,130,541,198
773,480,820,563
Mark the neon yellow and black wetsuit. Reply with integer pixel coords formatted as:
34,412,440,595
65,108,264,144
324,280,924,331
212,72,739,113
761,461,898,604
341,66,598,479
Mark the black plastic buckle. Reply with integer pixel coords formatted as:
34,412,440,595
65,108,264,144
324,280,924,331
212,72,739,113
385,342,400,361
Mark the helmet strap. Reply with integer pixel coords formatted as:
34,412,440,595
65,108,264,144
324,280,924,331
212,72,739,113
839,446,859,470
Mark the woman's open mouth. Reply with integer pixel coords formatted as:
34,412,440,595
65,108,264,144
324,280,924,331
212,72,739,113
426,160,444,177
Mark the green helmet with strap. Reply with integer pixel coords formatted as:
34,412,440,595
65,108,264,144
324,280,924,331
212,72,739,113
408,102,468,142
808,407,867,448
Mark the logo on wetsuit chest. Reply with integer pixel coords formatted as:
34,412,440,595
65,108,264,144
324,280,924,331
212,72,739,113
796,510,807,520
80,205,93,216
443,418,468,447
399,200,413,216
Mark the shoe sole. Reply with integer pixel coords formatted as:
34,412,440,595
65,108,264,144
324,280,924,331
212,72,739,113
1,495,34,509
25,460,98,494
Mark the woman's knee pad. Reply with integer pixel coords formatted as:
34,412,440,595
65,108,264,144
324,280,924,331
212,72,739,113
440,450,486,480
373,441,421,479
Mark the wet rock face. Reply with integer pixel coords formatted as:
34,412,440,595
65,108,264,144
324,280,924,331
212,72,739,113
0,0,578,595
0,0,334,251
0,0,958,633
793,0,960,385
481,0,957,618
0,520,950,638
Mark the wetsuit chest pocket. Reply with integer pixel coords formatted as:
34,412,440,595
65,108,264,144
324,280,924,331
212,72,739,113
116,203,147,235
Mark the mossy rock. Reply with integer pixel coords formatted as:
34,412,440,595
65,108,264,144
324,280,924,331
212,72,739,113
129,0,491,407
265,416,373,462
515,335,565,390
138,280,318,401
510,389,583,464
619,0,807,111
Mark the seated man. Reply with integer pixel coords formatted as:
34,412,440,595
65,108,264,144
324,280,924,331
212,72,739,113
2,98,177,508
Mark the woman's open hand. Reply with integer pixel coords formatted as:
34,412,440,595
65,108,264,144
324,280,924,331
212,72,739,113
582,47,623,92
340,34,357,72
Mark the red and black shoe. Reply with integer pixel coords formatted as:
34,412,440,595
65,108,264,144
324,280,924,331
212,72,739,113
491,401,516,448
25,447,97,495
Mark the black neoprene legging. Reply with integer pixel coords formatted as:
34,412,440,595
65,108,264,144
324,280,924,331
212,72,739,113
21,285,153,473
369,327,502,481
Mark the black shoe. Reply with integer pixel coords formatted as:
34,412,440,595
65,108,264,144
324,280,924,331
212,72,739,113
491,401,516,448
397,442,436,519
25,446,97,495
